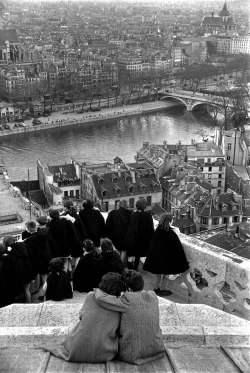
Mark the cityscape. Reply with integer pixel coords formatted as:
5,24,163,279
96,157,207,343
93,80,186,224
0,0,250,371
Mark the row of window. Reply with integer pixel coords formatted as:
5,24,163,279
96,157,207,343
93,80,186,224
64,190,80,197
200,166,223,172
201,216,239,225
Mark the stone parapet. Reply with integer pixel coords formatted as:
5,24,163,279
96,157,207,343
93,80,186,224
0,298,249,348
160,234,250,320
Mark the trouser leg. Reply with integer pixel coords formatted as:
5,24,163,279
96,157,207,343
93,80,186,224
133,256,140,271
24,283,31,303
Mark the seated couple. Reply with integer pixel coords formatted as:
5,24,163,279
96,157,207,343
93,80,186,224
43,271,165,365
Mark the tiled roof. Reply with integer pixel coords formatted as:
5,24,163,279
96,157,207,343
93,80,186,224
48,184,62,195
29,190,48,207
48,164,79,183
196,193,241,217
202,17,224,26
92,170,162,200
195,223,250,260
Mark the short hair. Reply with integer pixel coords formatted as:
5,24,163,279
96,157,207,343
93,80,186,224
25,221,37,233
2,236,15,248
82,199,94,208
124,270,144,291
48,258,64,272
101,238,113,254
49,209,60,219
63,200,73,210
136,198,147,211
36,216,48,226
83,239,95,253
99,272,126,296
119,199,128,208
0,243,7,255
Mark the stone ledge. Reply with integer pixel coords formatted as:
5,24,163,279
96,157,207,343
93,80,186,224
204,326,250,347
1,325,249,348
0,326,69,347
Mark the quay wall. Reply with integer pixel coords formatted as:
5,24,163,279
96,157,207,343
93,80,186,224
0,102,174,138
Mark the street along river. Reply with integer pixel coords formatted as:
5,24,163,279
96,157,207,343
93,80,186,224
0,105,217,181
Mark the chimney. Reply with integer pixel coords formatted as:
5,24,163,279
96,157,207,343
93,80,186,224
59,166,63,173
234,225,240,239
130,168,135,183
143,142,149,149
117,165,121,177
163,140,167,150
211,12,214,17
191,206,196,219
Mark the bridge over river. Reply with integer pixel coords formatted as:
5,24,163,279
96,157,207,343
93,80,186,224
159,89,233,112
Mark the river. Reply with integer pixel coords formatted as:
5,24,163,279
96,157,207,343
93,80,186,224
0,106,217,181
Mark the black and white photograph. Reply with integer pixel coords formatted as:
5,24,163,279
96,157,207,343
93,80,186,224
0,0,249,371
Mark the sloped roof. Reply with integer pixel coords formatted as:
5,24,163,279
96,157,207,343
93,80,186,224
92,170,161,200
202,17,224,26
48,164,79,183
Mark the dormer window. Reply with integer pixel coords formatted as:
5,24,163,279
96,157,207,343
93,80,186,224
219,202,227,212
111,174,118,183
138,181,146,193
98,176,104,185
114,184,121,196
149,169,155,178
126,182,134,194
100,186,108,198
151,180,158,189
124,172,131,182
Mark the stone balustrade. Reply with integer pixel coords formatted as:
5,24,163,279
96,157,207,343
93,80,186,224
163,234,250,320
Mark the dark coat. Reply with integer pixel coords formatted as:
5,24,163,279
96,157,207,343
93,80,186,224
45,271,73,301
47,218,82,258
125,210,155,258
24,229,51,275
73,251,104,293
79,207,105,247
61,212,88,243
143,227,189,275
106,207,132,252
101,250,124,276
0,254,18,307
7,242,35,293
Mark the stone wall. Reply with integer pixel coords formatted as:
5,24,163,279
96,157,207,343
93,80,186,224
164,234,250,320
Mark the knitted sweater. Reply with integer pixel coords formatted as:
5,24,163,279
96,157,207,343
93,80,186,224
95,289,165,365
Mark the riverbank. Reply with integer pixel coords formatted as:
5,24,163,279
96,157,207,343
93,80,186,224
0,101,178,138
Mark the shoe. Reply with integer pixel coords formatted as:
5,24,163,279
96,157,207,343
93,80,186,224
154,288,160,295
158,289,173,296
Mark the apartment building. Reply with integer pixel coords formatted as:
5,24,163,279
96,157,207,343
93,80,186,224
230,36,250,55
186,141,226,195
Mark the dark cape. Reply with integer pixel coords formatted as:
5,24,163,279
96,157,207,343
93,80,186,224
24,229,51,275
101,250,124,276
61,212,88,244
79,208,106,247
0,242,35,305
124,210,155,258
106,207,132,252
47,218,82,258
143,227,189,275
73,251,104,293
45,271,73,301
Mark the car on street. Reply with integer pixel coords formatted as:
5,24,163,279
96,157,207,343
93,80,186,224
89,107,101,112
32,118,42,126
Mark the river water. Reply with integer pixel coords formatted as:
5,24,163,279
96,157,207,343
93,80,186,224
0,106,217,181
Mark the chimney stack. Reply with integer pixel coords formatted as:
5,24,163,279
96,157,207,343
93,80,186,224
130,168,135,183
